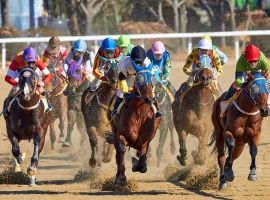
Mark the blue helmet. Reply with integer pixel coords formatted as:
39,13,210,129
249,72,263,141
101,37,116,50
23,47,37,62
73,39,87,52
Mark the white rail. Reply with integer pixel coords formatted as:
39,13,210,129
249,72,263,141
1,30,270,70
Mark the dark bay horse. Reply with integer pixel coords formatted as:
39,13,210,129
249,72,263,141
152,68,175,167
172,55,216,166
62,61,89,147
3,67,52,186
211,72,270,189
46,60,68,150
108,63,161,185
81,59,118,167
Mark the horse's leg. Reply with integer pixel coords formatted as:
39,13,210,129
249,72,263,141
114,134,127,185
132,143,148,173
224,130,236,182
63,109,76,147
248,137,259,181
86,125,98,168
177,130,187,166
76,111,88,146
49,122,56,150
195,135,208,165
58,94,67,142
216,130,227,189
169,123,176,155
156,125,168,167
102,139,114,163
9,134,25,172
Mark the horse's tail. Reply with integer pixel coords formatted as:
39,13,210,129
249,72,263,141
105,132,114,144
208,130,217,154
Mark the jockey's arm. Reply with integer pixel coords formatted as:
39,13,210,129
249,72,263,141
215,47,228,65
183,49,196,75
212,50,223,78
162,54,172,80
36,60,52,85
5,59,20,86
92,53,103,79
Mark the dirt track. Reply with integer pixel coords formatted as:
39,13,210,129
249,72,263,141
0,59,270,200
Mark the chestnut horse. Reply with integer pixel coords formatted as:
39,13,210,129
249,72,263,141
81,59,118,167
152,68,175,167
172,54,216,166
108,63,161,185
3,67,52,186
46,60,68,150
211,72,270,189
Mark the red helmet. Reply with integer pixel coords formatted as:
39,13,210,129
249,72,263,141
244,44,260,62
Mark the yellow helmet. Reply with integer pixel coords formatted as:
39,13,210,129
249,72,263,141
202,35,212,42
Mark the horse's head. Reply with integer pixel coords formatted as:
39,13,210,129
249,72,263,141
18,68,37,101
195,54,214,86
66,61,82,88
133,61,154,104
246,72,270,117
102,59,119,90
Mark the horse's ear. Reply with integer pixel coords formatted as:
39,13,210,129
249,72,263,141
210,62,215,68
196,62,202,68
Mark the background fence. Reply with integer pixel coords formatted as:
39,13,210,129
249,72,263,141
1,30,270,70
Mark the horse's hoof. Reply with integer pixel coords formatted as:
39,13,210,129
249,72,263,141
59,136,65,143
248,174,257,181
219,182,228,189
140,166,147,173
194,157,205,166
13,164,22,173
27,166,37,176
89,158,97,168
102,156,111,163
177,155,187,166
114,176,127,186
62,141,70,147
225,167,234,182
29,175,36,187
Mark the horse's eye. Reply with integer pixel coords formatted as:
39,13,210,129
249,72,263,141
197,62,202,68
210,62,215,67
136,74,145,85
75,69,81,74
251,84,260,94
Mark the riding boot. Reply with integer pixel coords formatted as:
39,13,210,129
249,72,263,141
41,91,53,112
111,96,123,118
164,80,176,101
153,98,162,118
220,83,238,117
175,82,190,104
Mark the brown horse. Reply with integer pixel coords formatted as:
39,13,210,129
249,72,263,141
3,67,52,186
108,63,161,185
81,60,118,167
172,55,216,166
46,61,68,150
211,72,270,189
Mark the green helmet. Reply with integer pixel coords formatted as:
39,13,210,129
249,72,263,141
117,35,130,47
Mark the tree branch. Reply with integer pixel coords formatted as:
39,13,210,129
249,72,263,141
176,0,186,8
148,7,159,20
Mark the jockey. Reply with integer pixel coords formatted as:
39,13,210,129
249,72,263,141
4,47,52,114
220,44,269,113
146,41,176,101
117,34,134,57
202,35,228,66
63,39,94,83
175,38,223,102
43,36,68,77
111,46,161,118
91,37,121,91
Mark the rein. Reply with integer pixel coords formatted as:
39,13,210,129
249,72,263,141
125,94,152,117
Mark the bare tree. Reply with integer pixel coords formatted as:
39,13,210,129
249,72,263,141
148,0,165,24
66,0,80,35
1,0,10,27
79,0,107,35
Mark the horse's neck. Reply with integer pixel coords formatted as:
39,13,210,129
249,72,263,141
98,83,116,105
190,85,213,100
236,91,258,113
18,92,40,107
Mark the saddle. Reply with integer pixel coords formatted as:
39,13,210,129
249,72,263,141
84,85,103,106
220,90,241,117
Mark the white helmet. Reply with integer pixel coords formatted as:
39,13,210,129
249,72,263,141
197,38,212,50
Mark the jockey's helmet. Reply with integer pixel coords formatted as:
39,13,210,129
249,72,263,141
117,35,130,48
244,44,260,62
131,46,146,63
198,38,212,50
23,47,37,63
73,39,87,52
202,35,212,42
151,41,165,55
48,36,61,53
101,37,116,50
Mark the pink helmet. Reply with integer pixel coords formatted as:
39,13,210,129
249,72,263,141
151,41,165,54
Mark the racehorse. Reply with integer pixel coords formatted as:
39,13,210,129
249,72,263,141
62,61,89,147
3,67,52,186
211,72,270,189
81,59,118,167
46,59,68,150
108,63,161,185
152,69,175,167
172,55,216,166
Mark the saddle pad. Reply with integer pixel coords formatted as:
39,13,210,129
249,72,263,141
8,97,48,113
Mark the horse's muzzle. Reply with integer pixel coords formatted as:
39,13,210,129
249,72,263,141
259,108,268,117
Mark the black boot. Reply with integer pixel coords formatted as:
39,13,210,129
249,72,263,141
153,99,161,118
111,96,123,118
41,91,53,111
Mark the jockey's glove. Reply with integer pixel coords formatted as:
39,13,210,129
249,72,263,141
118,80,129,93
